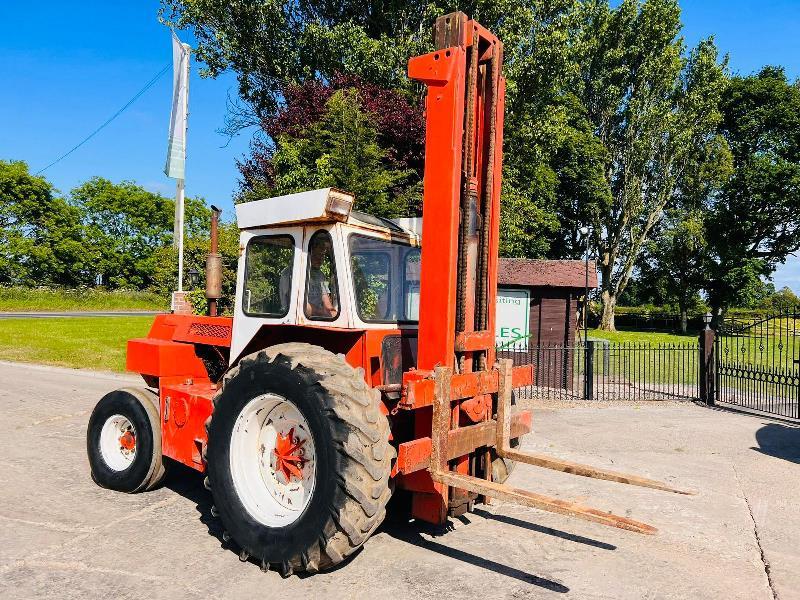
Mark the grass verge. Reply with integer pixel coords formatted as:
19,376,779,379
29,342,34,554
0,316,153,372
0,287,166,312
586,328,699,344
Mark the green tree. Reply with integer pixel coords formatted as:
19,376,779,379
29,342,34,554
71,177,210,289
162,0,741,313
246,90,413,218
499,165,559,258
648,210,709,332
0,160,87,286
159,1,440,125
759,286,800,312
150,221,239,314
163,0,583,255
706,67,800,310
571,0,728,330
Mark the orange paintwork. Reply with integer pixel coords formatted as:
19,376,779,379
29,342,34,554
119,431,136,451
145,313,233,347
123,15,526,527
402,365,533,410
126,338,208,379
408,47,465,372
159,378,215,470
273,428,307,482
406,18,507,523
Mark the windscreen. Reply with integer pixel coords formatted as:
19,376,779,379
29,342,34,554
349,234,420,323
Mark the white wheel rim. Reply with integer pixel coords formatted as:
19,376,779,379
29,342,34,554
229,393,316,527
99,414,137,471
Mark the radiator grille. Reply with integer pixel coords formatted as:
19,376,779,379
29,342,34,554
188,322,232,340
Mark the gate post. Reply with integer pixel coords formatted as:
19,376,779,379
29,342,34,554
584,340,595,400
699,326,716,405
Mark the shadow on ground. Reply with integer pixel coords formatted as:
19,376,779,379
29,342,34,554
471,508,617,551
380,514,570,593
752,422,800,464
162,460,222,541
162,461,573,590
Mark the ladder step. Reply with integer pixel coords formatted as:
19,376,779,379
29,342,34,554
431,471,657,535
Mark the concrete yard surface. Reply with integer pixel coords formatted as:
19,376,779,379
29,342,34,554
0,360,798,599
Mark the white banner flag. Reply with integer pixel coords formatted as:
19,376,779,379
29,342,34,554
164,31,189,180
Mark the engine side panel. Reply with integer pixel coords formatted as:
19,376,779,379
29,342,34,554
159,378,215,471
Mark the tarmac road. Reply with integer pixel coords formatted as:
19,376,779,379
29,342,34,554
1,360,798,599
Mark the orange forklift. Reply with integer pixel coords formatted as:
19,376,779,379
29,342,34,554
86,12,689,576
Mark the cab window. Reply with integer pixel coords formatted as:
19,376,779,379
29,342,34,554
242,235,295,317
349,234,420,323
304,230,340,320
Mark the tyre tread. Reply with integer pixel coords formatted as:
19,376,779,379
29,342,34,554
207,342,394,573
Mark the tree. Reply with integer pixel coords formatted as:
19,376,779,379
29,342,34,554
237,77,424,215
70,177,210,289
162,0,737,310
648,210,709,332
159,0,439,127
238,89,415,217
760,286,800,312
571,0,728,330
706,67,800,310
151,221,240,314
0,160,87,286
499,165,559,258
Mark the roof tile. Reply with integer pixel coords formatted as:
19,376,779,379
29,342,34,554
498,258,598,289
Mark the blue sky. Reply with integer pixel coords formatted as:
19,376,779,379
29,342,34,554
0,1,797,292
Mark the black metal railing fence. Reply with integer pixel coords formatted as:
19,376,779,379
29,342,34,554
498,340,700,401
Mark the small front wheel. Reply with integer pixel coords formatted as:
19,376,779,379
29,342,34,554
87,388,165,493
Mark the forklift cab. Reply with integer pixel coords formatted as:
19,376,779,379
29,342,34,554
230,188,422,361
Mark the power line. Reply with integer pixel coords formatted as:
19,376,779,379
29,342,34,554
35,63,171,175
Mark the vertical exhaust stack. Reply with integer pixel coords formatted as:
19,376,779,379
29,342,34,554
206,205,222,317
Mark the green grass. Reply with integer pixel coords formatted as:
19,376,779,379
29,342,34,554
579,328,700,386
0,287,167,312
0,316,153,372
586,328,699,344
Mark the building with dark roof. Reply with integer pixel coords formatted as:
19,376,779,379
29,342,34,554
497,258,598,390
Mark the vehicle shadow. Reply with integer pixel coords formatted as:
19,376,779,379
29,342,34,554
162,459,224,541
752,422,800,464
471,508,616,551
379,512,570,593
163,463,569,590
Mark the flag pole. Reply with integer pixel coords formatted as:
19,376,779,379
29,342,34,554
175,178,185,291
166,33,190,308
175,42,190,292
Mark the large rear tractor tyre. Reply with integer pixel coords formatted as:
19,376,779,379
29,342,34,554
205,343,394,575
87,388,166,493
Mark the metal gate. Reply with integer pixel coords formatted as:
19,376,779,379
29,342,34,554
715,310,800,419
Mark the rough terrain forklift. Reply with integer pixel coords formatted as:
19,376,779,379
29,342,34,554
86,12,690,576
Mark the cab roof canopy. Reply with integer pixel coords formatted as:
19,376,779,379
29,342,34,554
235,187,421,242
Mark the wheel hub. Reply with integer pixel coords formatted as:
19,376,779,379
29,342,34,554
271,428,307,483
230,394,316,527
119,431,136,452
99,414,137,471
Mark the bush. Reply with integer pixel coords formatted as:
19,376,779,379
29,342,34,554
0,286,166,312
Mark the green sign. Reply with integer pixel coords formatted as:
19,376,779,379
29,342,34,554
496,288,530,350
